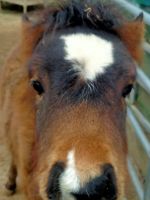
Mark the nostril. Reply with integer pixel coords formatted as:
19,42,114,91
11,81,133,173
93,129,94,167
72,164,117,200
46,162,65,200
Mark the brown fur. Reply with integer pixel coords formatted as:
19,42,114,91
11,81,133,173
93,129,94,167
0,2,144,200
34,103,127,199
116,19,144,63
0,17,44,195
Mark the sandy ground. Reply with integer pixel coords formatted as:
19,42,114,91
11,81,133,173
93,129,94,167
0,11,21,66
0,9,26,200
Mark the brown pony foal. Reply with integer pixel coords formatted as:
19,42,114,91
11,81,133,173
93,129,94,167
0,1,144,200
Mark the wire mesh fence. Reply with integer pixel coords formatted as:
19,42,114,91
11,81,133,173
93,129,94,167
113,1,150,200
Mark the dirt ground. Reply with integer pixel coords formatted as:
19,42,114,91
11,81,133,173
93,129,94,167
0,10,26,200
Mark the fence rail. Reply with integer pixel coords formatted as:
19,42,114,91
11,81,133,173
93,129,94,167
113,0,150,25
113,1,150,200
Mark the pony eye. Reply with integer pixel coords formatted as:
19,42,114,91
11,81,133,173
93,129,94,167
31,80,44,95
122,84,133,98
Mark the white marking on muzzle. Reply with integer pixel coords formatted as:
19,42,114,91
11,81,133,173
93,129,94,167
60,150,80,200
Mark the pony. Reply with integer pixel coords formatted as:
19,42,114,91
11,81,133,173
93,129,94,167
0,0,144,199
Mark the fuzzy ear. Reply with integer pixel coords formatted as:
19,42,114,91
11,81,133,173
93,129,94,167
116,13,145,63
21,14,45,55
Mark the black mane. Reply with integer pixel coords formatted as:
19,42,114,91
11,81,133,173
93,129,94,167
44,0,124,34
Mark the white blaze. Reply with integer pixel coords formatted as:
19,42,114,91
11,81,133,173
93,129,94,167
60,150,80,200
61,33,114,80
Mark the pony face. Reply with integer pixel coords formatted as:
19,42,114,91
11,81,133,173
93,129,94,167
30,25,136,134
26,1,144,200
30,27,133,200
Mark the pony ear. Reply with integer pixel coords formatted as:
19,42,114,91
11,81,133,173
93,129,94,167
21,14,45,55
116,13,145,63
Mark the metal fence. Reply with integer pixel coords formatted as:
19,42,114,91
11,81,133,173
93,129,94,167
113,1,150,200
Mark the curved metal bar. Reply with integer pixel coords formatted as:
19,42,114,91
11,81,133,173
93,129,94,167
131,105,150,134
127,108,150,158
144,162,150,200
137,68,150,95
113,0,150,26
128,158,144,200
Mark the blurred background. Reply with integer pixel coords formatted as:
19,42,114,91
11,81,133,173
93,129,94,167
0,0,149,200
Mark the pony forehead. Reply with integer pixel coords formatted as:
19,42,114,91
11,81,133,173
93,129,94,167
61,33,114,80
